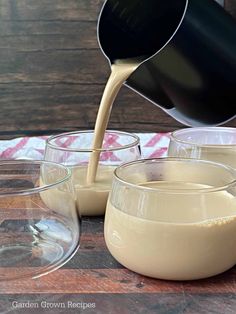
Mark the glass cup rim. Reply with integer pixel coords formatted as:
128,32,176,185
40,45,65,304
114,157,236,194
0,160,72,197
46,129,140,153
170,127,236,148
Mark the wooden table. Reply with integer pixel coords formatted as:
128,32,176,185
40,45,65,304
0,1,236,313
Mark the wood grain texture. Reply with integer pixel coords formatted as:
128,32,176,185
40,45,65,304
0,83,183,137
1,293,236,314
0,0,235,138
2,267,236,294
0,0,104,22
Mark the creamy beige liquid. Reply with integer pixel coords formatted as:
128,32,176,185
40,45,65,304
40,165,115,216
105,181,236,280
86,61,139,184
168,147,236,168
73,165,115,216
39,181,78,221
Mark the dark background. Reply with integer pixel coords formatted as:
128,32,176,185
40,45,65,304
0,0,235,138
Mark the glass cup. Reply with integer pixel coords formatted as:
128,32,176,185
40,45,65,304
0,160,80,281
44,130,141,216
168,127,236,168
105,158,236,280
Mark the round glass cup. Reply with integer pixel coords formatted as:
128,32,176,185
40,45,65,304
105,158,236,281
0,160,80,281
168,127,236,168
44,130,141,216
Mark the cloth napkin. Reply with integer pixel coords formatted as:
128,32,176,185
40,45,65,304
0,133,170,160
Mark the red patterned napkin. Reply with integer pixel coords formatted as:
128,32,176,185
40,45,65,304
0,133,170,160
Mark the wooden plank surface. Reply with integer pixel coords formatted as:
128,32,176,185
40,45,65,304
0,0,104,22
0,0,235,138
2,267,236,295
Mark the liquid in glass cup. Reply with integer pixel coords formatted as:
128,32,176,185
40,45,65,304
0,160,80,281
168,127,236,168
44,130,141,216
105,158,236,280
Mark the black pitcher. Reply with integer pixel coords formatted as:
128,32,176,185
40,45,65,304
98,0,236,126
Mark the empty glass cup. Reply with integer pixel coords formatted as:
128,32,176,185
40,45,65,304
44,130,141,216
0,160,80,281
168,127,236,168
105,158,236,280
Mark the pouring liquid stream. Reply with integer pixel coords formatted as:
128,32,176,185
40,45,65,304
86,60,140,184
